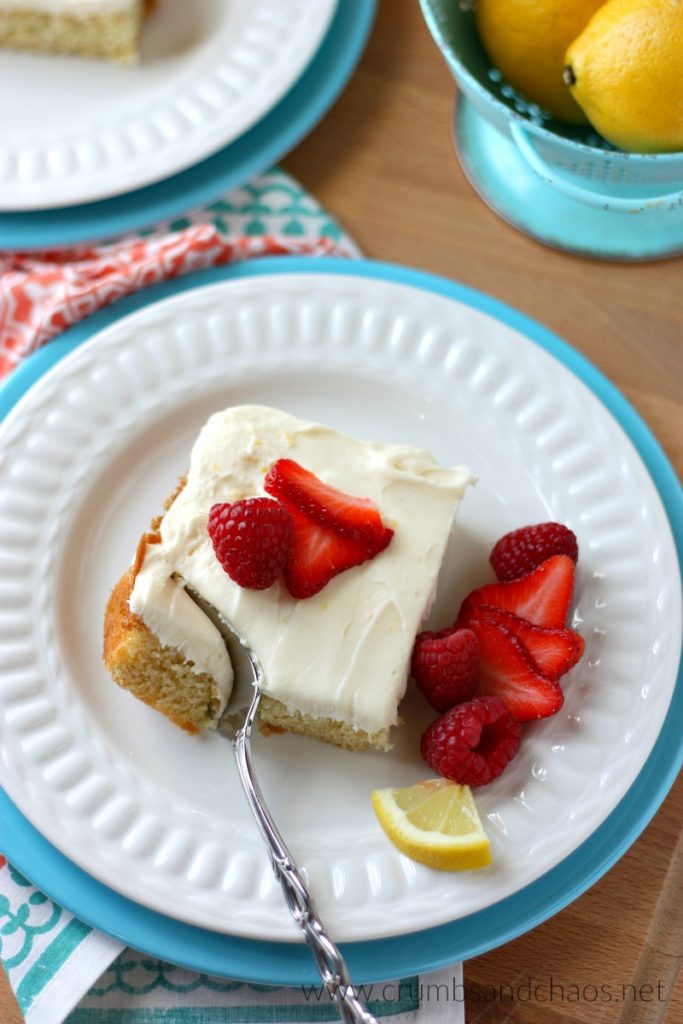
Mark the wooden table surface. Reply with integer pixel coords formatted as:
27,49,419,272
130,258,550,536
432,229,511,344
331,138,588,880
1,2,681,1021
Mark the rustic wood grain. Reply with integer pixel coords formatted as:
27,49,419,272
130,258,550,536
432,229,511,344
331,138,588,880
1,1,680,1021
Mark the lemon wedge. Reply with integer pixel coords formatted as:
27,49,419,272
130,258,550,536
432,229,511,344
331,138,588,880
371,779,491,872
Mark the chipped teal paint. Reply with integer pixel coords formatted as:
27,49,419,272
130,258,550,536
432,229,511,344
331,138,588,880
16,917,91,1012
421,0,683,259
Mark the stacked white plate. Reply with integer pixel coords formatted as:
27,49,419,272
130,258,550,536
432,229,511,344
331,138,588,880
0,261,681,981
1,0,337,210
0,0,377,249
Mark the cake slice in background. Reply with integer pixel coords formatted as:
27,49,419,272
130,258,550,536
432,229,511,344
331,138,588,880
0,0,149,64
103,406,474,749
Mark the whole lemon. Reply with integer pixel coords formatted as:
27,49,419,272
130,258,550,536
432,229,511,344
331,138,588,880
565,0,683,153
475,0,605,123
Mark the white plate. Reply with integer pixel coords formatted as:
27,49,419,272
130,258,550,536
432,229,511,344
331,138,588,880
0,272,679,943
0,0,336,210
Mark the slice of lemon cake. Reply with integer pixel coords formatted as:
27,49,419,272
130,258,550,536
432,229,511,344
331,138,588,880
103,406,473,750
0,0,147,64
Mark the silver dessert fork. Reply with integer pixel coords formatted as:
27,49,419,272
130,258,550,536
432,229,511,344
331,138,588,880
218,622,379,1024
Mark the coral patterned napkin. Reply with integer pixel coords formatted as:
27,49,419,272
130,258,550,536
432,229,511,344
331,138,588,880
0,170,465,1024
0,168,358,379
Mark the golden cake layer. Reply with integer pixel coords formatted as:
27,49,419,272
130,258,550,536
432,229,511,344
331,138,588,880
0,1,146,64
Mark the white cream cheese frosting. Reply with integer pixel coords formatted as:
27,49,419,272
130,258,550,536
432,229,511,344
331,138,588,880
130,406,474,735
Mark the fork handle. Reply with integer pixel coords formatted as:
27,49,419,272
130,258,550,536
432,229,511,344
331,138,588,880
233,693,378,1024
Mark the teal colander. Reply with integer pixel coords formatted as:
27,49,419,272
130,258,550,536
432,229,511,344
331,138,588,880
421,0,683,261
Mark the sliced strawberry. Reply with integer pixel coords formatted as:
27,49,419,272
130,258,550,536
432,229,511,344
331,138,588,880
467,615,564,722
458,605,584,679
284,507,391,599
458,554,575,629
264,459,392,545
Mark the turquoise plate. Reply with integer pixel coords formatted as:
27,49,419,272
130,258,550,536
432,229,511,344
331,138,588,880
0,1,376,251
0,258,681,983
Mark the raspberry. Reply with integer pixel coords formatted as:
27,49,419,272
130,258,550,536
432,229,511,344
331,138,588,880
208,498,294,590
490,522,578,582
420,696,522,786
411,627,479,712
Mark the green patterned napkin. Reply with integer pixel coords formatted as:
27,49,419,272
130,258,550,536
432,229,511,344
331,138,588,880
1,857,463,1024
